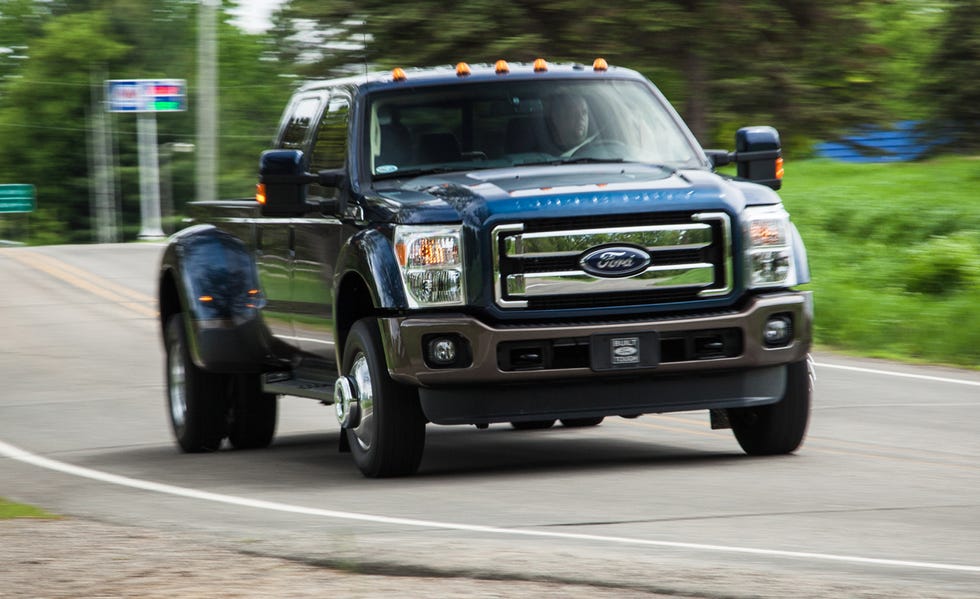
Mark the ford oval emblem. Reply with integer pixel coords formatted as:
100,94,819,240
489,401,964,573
580,246,651,278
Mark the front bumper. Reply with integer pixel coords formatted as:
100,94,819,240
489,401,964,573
381,291,812,386
379,291,811,424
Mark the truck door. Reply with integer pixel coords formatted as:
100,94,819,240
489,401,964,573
257,93,324,360
291,90,351,379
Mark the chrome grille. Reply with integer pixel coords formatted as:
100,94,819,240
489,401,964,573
493,212,732,309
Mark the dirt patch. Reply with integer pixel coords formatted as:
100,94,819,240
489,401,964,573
0,518,674,598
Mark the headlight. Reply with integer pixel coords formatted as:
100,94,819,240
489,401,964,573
394,225,465,307
743,205,797,289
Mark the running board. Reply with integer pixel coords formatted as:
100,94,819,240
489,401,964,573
262,373,336,403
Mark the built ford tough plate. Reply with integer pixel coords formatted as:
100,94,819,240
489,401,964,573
158,59,813,477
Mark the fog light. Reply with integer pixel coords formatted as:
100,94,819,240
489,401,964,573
428,337,458,366
763,315,793,347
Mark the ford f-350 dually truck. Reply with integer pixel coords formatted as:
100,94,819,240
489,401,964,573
158,59,813,477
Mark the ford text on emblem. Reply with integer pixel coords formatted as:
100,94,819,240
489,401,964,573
580,246,652,278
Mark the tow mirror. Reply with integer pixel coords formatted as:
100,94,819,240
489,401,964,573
257,149,314,216
706,126,784,190
735,126,783,190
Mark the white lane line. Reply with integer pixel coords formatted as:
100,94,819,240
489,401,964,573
814,362,980,387
2,440,978,574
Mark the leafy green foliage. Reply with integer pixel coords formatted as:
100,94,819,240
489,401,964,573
780,157,980,367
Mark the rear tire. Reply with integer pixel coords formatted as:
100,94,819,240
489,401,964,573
165,314,227,452
227,374,277,450
560,417,604,428
342,319,426,477
510,420,556,430
728,358,811,455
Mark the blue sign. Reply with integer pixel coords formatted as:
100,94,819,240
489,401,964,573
106,79,187,113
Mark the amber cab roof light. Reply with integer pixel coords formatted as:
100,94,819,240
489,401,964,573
533,58,548,72
593,58,608,72
455,62,471,77
494,60,510,75
391,67,407,82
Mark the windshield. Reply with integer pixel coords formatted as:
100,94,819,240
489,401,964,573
366,79,702,179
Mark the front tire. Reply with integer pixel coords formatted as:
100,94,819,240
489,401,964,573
342,319,426,478
165,314,228,452
728,358,812,455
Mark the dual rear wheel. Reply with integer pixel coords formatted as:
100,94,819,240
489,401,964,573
165,315,277,453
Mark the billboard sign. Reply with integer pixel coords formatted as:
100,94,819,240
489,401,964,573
106,79,187,113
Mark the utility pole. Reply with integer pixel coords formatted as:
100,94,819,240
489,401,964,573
197,0,219,203
90,71,117,243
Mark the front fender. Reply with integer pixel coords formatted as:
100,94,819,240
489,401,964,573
335,227,409,310
160,224,273,372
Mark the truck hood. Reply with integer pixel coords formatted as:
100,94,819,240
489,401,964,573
367,163,776,226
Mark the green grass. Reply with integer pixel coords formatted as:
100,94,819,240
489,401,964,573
778,156,980,368
0,497,59,520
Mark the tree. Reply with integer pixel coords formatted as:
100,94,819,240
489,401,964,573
0,10,128,242
921,0,980,151
0,0,290,242
271,0,887,150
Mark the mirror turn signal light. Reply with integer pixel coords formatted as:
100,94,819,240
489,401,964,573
255,183,266,205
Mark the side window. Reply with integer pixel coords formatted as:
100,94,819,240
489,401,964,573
279,96,322,150
310,94,350,171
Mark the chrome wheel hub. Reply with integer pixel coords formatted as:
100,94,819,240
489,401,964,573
348,353,375,451
168,339,187,431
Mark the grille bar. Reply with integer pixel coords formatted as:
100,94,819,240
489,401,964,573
492,212,732,309
507,262,715,297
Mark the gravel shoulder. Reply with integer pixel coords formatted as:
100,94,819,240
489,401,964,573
0,518,674,598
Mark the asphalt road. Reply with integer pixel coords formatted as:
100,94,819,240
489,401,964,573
1,243,978,598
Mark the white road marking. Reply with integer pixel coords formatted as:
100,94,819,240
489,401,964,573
814,361,980,388
1,439,977,574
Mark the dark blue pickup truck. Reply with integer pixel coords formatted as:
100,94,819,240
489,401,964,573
158,59,813,477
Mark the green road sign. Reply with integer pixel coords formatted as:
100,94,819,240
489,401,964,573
0,184,35,213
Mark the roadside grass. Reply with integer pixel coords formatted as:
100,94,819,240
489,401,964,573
0,497,60,520
778,156,980,368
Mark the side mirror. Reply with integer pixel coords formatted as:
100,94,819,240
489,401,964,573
734,126,783,190
258,149,315,216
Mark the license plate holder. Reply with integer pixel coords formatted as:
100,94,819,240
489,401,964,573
589,332,660,372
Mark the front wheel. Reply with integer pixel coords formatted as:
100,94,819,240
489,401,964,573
165,314,228,452
342,319,426,478
728,358,812,455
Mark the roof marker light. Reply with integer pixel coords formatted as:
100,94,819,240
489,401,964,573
495,60,510,75
533,58,548,72
593,58,608,72
392,67,407,82
456,62,471,77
